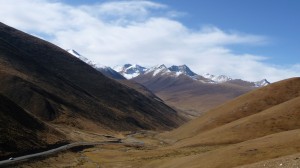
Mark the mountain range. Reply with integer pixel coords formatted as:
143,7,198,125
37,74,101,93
113,63,270,87
66,50,270,87
115,64,270,117
1,22,299,168
65,51,270,117
67,49,270,118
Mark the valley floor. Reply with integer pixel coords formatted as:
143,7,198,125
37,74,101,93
8,128,222,168
10,128,300,168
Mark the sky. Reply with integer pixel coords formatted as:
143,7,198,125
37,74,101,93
0,0,299,82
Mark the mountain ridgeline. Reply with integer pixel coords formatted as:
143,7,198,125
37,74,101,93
113,63,270,87
67,49,126,80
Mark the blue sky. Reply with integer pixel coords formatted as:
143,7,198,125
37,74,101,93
60,0,300,65
172,1,300,61
0,0,299,81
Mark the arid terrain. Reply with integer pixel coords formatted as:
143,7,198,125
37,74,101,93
5,78,300,168
1,22,300,168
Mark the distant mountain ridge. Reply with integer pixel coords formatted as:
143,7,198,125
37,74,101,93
64,50,270,118
65,49,270,87
114,63,270,87
115,63,270,118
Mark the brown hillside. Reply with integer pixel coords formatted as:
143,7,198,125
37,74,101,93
175,95,300,147
150,129,300,168
119,80,162,100
133,73,252,118
0,22,184,132
162,77,300,141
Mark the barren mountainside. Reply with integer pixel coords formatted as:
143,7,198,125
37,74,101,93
0,22,184,133
0,94,65,159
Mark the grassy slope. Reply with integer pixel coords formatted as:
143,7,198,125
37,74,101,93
144,77,300,167
151,129,300,168
161,77,300,141
175,95,300,147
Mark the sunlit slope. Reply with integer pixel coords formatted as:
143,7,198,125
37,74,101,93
152,129,300,168
162,77,300,141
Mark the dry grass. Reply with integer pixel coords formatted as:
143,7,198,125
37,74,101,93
149,129,300,168
174,96,300,148
236,152,300,168
161,77,300,141
2,23,300,168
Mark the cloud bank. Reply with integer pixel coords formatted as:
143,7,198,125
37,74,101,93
0,0,298,82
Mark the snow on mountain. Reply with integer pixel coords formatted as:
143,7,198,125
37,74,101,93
67,49,125,79
203,73,270,87
168,65,197,77
146,64,171,76
67,49,98,68
113,63,270,87
203,73,232,83
67,49,107,69
113,64,147,79
254,79,270,87
67,49,80,57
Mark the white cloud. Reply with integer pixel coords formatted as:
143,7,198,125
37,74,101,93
0,0,298,82
85,1,166,17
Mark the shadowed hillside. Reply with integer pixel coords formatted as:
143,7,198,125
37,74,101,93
0,94,65,159
0,22,184,132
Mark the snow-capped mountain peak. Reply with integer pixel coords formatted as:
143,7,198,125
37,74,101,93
146,64,171,76
113,64,147,79
147,64,167,70
70,56,270,87
168,65,197,77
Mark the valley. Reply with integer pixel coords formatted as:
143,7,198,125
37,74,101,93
0,20,299,168
8,130,226,168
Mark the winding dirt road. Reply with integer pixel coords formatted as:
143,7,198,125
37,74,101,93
0,140,122,167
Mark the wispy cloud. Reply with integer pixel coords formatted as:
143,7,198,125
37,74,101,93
0,0,298,82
